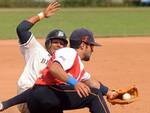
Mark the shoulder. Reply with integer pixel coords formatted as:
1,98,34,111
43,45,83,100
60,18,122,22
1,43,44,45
20,34,44,50
53,48,77,69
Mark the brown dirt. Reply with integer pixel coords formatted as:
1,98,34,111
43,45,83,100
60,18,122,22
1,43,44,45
0,37,150,113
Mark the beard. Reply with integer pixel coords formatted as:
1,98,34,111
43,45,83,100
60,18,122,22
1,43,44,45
83,57,90,61
83,54,91,61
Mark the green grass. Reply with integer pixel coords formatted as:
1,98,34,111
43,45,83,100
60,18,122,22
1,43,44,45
0,7,150,39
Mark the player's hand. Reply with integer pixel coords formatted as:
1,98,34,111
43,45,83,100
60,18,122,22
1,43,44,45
43,1,60,18
106,90,118,100
74,82,91,98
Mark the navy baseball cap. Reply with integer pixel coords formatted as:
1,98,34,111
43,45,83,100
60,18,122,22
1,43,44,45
70,28,101,46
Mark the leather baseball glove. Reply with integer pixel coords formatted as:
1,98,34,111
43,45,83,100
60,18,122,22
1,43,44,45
107,86,138,105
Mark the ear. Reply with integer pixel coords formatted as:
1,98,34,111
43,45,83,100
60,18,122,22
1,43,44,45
79,42,85,50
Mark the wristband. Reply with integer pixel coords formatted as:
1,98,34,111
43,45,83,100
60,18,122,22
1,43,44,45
37,12,45,20
67,76,78,86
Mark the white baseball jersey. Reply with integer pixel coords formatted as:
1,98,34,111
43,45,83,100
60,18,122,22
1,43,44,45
17,34,50,92
35,47,91,85
54,48,91,81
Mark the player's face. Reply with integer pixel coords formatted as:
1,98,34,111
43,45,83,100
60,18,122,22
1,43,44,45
82,42,94,61
48,39,66,54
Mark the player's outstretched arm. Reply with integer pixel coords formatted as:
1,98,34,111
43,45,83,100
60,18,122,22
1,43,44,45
28,1,60,24
16,1,60,44
82,78,118,98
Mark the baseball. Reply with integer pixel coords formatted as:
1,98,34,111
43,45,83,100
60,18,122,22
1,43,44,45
122,93,131,100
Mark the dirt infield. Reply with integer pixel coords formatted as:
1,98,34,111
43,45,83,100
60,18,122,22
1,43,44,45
0,37,150,113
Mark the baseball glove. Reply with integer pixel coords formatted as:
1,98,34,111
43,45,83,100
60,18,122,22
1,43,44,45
107,86,138,105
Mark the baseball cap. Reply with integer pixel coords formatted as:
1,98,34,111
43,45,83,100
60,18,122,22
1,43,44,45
70,28,101,47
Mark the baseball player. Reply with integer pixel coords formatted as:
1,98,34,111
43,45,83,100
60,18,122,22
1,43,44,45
0,1,68,113
0,28,118,113
25,28,117,113
0,28,117,112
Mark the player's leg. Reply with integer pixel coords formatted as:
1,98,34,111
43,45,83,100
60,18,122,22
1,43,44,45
51,85,110,113
27,85,63,113
26,85,110,113
88,88,110,113
0,88,31,111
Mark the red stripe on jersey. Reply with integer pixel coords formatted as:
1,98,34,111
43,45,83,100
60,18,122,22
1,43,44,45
78,69,85,81
66,54,80,80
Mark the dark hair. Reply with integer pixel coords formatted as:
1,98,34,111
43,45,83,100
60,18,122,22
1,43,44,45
69,40,82,49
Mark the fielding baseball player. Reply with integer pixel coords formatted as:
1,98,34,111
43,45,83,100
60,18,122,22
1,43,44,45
0,29,118,113
25,28,117,113
0,1,68,113
0,27,118,113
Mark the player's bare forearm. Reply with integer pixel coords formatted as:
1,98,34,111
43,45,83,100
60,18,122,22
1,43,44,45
83,79,117,97
50,61,68,82
82,78,100,89
50,62,91,98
